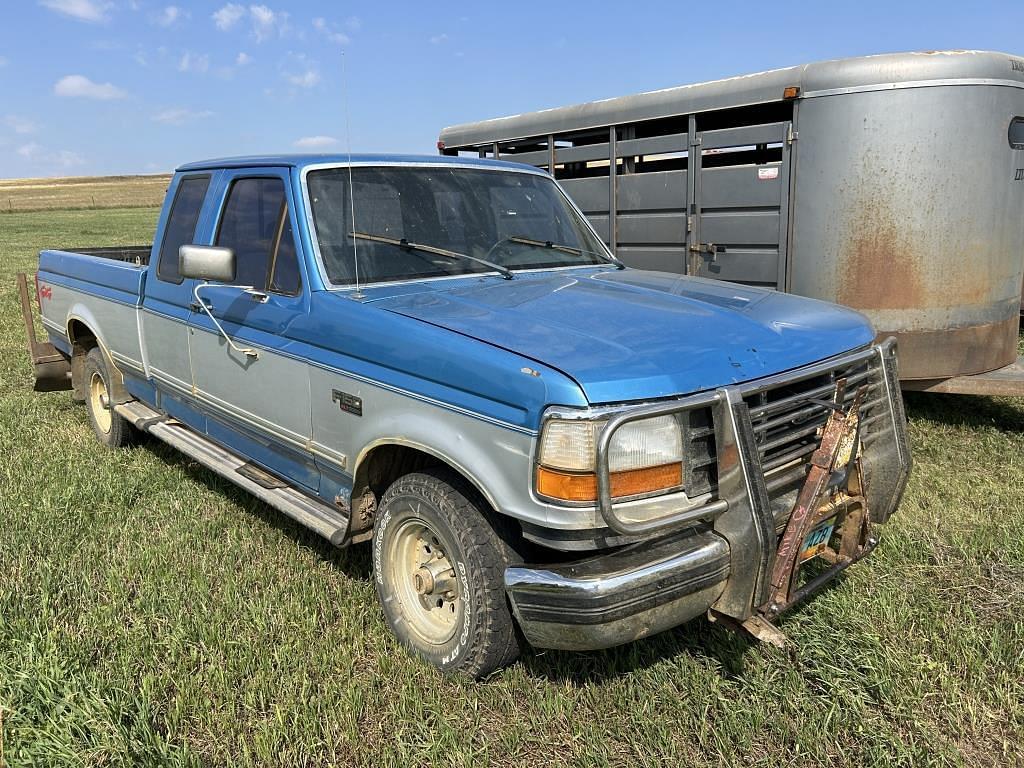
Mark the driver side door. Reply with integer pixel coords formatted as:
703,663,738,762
186,169,318,492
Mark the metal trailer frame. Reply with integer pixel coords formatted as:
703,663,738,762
439,50,1024,395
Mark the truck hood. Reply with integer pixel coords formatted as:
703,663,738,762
368,269,874,403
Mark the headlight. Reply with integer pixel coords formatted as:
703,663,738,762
536,414,684,503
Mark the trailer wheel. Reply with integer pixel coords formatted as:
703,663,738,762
372,469,521,678
84,347,135,448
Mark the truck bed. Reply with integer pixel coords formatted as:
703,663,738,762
72,245,152,265
37,246,152,370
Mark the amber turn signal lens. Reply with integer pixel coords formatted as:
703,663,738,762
537,463,683,502
783,86,800,99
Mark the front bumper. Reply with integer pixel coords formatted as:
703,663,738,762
506,340,912,651
505,526,730,650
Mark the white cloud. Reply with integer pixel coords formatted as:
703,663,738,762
178,51,210,73
39,0,111,23
312,17,349,45
293,135,337,149
250,4,287,41
429,33,449,45
152,107,214,125
155,5,186,27
214,4,287,41
213,3,244,29
286,69,320,89
17,142,84,168
54,74,127,100
345,16,361,31
3,116,37,135
236,52,251,66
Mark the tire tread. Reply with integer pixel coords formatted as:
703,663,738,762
376,468,522,678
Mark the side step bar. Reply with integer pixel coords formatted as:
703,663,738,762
115,400,350,546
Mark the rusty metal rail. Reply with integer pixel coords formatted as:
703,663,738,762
902,356,1024,397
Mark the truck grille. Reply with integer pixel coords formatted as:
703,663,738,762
683,352,888,527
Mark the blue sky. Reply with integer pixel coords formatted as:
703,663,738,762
0,0,1021,178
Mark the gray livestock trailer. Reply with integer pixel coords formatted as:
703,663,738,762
439,50,1024,395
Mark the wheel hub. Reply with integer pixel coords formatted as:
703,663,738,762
413,567,434,595
385,517,463,646
89,371,112,434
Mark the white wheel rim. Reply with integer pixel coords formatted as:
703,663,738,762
89,371,112,434
384,515,462,646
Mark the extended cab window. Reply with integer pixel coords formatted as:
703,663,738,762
157,174,211,283
216,177,301,294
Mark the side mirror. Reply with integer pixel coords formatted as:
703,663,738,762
179,244,235,283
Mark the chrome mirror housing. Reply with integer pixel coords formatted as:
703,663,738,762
179,244,235,283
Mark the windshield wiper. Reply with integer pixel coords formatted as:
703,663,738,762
349,231,514,280
496,235,626,269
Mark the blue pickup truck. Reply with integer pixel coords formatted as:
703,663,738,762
19,154,911,677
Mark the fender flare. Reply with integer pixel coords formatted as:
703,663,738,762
65,308,131,405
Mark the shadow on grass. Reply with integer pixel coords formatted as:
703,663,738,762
518,616,758,683
519,567,852,683
143,438,373,581
903,390,1024,433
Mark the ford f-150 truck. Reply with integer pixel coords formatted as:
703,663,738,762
19,154,911,677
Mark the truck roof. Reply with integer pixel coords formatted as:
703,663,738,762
176,153,538,173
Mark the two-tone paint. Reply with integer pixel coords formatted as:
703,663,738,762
37,154,885,538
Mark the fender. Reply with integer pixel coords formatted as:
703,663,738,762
66,308,132,406
353,436,502,512
346,404,537,538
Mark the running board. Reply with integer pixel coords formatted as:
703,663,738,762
115,400,350,546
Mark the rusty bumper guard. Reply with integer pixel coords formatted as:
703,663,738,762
506,347,909,652
17,272,72,392
731,379,876,647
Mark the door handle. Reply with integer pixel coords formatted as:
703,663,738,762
190,300,212,313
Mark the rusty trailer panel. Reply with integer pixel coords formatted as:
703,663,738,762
439,50,1024,390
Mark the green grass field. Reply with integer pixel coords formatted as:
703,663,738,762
1,205,1023,767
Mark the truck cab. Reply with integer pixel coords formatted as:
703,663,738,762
22,154,911,677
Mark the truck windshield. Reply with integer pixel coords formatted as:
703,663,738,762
306,166,613,286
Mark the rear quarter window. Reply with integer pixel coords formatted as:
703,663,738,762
157,174,211,284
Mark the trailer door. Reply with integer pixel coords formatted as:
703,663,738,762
689,121,792,290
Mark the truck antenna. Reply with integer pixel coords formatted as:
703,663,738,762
342,51,363,299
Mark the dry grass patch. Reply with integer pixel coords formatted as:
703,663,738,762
0,175,171,213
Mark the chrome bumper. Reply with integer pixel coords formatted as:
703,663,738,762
504,526,730,651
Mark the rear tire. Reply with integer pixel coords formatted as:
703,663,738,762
372,468,522,678
84,346,136,449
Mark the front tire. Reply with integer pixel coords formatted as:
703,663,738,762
84,346,136,448
372,469,521,678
